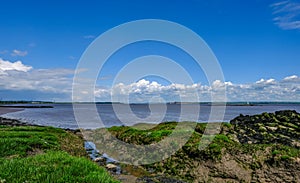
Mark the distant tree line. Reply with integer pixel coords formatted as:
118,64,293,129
0,101,53,104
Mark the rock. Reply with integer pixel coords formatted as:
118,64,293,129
258,126,267,132
86,148,94,151
229,110,300,148
266,126,278,131
106,163,117,170
94,157,105,162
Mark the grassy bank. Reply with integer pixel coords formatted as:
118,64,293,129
0,125,118,183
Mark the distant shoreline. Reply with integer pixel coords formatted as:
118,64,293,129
0,105,53,108
1,101,300,105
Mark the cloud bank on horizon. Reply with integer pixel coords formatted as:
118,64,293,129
0,59,73,98
1,59,299,102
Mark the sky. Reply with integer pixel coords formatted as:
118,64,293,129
0,0,300,102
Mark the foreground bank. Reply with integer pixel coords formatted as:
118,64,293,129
0,121,119,183
1,110,300,182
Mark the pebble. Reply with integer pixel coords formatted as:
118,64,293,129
106,163,118,170
94,157,105,162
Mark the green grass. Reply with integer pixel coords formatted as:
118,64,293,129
109,122,235,161
0,125,87,157
0,151,118,183
0,126,61,158
108,121,181,145
0,125,119,183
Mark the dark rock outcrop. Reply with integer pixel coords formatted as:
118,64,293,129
230,110,300,148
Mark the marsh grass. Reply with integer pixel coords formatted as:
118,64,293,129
0,126,62,158
0,125,119,183
0,151,118,183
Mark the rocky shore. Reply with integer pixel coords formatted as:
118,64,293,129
1,110,300,182
87,110,300,183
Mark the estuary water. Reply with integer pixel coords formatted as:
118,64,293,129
1,103,300,129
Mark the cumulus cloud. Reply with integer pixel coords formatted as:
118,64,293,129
271,0,300,30
94,76,300,103
283,75,300,82
92,79,204,103
255,78,276,85
0,59,299,102
0,59,74,101
0,68,73,93
222,76,300,101
0,58,32,74
11,49,28,57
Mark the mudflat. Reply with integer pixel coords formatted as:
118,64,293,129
0,108,23,115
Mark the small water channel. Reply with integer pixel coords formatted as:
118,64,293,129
84,141,122,174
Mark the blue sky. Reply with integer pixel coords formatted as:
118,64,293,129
0,0,300,102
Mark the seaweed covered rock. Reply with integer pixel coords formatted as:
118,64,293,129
230,110,300,147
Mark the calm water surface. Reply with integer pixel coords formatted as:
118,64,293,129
1,104,300,129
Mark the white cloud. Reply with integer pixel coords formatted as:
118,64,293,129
93,79,206,103
271,0,300,30
0,58,32,74
284,75,298,80
0,59,74,101
255,78,276,85
0,59,299,103
283,75,300,82
0,68,73,93
11,49,28,57
93,76,300,103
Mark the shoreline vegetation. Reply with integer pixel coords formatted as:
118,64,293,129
0,109,300,182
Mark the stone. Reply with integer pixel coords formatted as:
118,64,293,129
106,163,117,170
266,126,278,131
94,157,105,162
